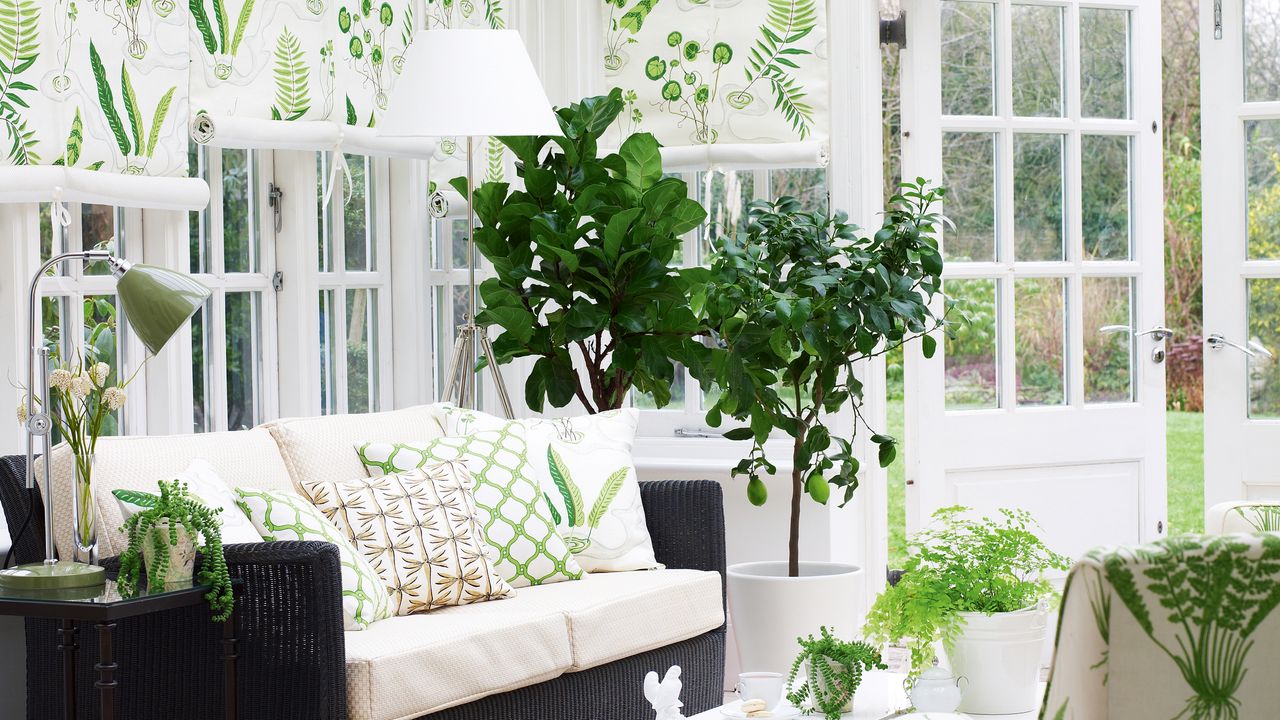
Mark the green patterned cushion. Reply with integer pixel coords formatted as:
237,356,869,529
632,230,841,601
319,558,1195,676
355,424,584,588
235,488,393,630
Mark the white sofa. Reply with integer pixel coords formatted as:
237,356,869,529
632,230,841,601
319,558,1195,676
30,405,725,720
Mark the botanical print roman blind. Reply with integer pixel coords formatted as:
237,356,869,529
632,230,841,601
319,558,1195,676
0,0,207,209
189,0,435,158
600,0,831,171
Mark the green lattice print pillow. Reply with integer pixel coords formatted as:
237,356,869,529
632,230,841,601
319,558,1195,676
355,424,584,588
235,488,393,630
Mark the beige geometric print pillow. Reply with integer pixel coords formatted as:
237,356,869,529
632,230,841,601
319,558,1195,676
302,462,513,615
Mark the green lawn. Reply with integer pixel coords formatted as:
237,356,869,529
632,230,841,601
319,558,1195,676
884,403,1206,569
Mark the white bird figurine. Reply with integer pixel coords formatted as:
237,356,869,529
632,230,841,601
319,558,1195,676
644,665,686,720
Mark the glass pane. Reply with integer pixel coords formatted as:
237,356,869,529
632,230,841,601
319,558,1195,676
941,1,995,116
1080,8,1130,119
1081,135,1132,260
1245,0,1280,102
223,149,257,274
1245,120,1280,259
432,285,447,400
189,144,209,274
770,168,828,214
451,220,470,270
1011,4,1064,117
942,132,997,262
1014,133,1065,261
84,295,121,436
82,205,118,275
699,170,753,262
945,278,999,410
40,296,68,365
1014,277,1066,406
317,154,332,273
346,288,378,414
225,292,262,431
191,302,212,433
319,290,337,414
1083,277,1134,403
345,154,374,272
1248,278,1280,417
633,369,686,410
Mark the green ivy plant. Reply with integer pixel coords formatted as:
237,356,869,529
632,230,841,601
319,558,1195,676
785,626,885,719
117,480,234,622
863,506,1069,676
462,88,708,413
692,181,947,576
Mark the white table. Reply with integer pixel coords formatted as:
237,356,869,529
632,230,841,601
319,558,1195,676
688,671,1042,719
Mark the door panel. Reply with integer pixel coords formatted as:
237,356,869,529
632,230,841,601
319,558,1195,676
1203,0,1280,507
901,0,1166,557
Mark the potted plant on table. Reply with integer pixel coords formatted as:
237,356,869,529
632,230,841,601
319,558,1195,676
692,181,949,673
116,479,234,621
863,506,1069,715
786,626,886,718
463,88,708,413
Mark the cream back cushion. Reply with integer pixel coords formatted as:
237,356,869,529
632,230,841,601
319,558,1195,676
265,405,444,490
43,428,292,558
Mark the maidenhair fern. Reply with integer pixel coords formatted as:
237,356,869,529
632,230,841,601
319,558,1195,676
271,27,312,121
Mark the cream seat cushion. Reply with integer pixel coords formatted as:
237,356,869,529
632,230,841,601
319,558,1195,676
44,429,292,558
264,405,443,488
342,568,724,720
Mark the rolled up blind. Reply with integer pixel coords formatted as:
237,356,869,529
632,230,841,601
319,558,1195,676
600,0,831,172
189,0,434,160
0,0,209,210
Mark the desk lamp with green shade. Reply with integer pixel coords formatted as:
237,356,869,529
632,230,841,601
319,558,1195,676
0,252,210,592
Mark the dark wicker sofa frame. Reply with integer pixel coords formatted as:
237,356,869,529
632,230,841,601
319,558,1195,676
0,455,726,720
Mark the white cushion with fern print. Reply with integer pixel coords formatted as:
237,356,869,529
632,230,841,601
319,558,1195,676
429,404,661,573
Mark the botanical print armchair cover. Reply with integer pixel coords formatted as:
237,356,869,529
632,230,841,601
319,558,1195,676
1206,501,1280,534
1041,533,1280,720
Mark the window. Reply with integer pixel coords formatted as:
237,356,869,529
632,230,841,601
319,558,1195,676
189,145,277,432
316,152,392,415
36,203,137,436
426,213,494,406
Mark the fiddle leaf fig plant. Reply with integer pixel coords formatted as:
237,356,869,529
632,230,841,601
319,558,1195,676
458,88,709,413
694,180,948,576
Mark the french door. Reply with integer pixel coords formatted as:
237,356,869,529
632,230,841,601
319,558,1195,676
1202,0,1280,507
900,0,1167,560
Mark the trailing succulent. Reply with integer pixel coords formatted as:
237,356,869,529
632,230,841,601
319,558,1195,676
117,479,234,621
863,506,1068,676
785,626,885,719
459,88,708,413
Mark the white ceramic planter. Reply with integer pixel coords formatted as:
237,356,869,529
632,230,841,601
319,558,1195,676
727,561,865,675
945,606,1049,715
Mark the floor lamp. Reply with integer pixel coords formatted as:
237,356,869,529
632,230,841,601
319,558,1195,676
380,29,561,418
0,252,210,592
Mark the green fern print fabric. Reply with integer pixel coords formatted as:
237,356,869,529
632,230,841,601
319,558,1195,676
235,488,393,631
430,404,661,573
355,423,584,588
1043,534,1280,719
600,0,829,151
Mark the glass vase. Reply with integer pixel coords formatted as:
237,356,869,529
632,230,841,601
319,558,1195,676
71,453,97,565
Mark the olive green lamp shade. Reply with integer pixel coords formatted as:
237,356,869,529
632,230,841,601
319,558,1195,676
116,263,211,355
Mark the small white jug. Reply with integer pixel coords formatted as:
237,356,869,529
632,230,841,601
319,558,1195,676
908,666,965,712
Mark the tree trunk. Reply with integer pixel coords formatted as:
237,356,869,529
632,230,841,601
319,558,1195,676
789,425,806,578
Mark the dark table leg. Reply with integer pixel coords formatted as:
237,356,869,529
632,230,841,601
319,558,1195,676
57,619,77,720
94,621,117,720
222,600,238,720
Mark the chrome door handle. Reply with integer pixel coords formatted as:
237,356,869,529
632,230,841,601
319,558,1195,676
1100,325,1174,341
1206,334,1273,358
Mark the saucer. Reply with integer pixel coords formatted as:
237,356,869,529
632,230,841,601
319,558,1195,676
720,699,803,719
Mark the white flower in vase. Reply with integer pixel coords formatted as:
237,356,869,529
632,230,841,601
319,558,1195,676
91,362,111,387
102,387,127,411
50,368,72,392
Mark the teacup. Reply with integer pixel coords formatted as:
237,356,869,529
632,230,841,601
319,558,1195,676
735,671,785,710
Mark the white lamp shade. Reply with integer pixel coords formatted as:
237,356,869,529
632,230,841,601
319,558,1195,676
379,30,561,138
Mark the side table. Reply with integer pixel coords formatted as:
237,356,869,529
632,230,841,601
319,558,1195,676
0,578,239,720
